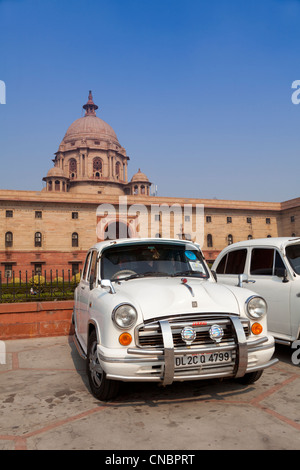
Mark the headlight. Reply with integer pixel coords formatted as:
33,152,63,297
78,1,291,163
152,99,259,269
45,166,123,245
112,304,137,329
245,296,267,320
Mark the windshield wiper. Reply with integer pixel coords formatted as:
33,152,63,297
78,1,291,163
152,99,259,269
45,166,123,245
171,270,206,278
124,271,170,281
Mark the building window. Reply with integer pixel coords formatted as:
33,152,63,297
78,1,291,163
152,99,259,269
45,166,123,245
72,232,79,247
93,157,102,178
185,215,190,222
248,235,253,240
207,234,213,248
247,217,252,224
69,159,77,179
34,264,42,275
48,180,53,191
227,234,233,245
227,217,232,224
292,233,296,237
133,185,138,195
115,161,121,180
206,216,211,223
141,185,145,194
4,264,13,279
266,218,271,224
155,214,161,221
5,231,13,248
35,232,42,247
35,211,42,219
291,216,295,223
72,212,78,219
55,180,60,191
72,263,80,277
6,210,13,218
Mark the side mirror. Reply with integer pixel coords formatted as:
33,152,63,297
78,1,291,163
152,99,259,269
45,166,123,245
275,267,289,283
238,274,248,287
100,279,116,294
211,270,217,282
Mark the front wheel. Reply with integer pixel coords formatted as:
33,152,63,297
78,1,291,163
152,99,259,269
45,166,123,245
86,330,119,401
236,370,263,385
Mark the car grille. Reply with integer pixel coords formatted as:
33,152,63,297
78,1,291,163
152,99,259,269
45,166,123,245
136,314,250,349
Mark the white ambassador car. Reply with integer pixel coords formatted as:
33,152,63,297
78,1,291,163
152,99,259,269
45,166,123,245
212,237,300,346
73,238,278,400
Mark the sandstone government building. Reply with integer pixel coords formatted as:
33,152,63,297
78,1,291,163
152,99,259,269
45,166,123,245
1,91,299,279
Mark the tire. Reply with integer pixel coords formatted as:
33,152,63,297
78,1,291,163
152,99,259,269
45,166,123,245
86,330,119,401
236,370,263,385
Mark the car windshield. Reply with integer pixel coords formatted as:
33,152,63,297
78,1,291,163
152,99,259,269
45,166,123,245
101,242,209,281
286,243,300,275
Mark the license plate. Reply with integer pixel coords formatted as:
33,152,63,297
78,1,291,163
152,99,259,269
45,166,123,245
175,351,232,368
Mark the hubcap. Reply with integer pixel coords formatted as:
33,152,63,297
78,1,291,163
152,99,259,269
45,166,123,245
89,341,103,388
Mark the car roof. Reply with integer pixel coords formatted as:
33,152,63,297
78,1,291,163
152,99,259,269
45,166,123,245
90,238,201,253
218,237,300,252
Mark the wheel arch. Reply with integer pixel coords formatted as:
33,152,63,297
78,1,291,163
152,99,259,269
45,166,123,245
87,319,101,345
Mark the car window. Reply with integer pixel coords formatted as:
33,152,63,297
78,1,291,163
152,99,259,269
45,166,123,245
274,250,285,273
215,254,226,274
250,248,274,275
216,249,247,274
88,251,98,286
286,244,300,275
82,252,91,281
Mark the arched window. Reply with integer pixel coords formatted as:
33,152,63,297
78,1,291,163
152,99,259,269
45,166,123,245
248,235,253,240
48,180,53,191
93,157,102,178
227,234,233,245
55,180,60,191
115,161,121,180
133,185,138,195
72,232,79,247
69,159,77,179
5,231,13,248
141,185,145,195
207,234,213,248
35,232,42,247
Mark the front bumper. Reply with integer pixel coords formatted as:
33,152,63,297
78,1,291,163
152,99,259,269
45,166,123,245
99,316,278,384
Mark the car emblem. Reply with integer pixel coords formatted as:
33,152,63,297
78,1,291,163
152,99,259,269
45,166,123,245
209,324,224,343
181,326,196,345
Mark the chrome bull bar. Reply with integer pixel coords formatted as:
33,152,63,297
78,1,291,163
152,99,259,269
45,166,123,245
126,316,277,385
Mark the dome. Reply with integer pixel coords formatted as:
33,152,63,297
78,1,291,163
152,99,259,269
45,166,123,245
131,169,149,183
61,91,119,145
46,166,67,178
63,115,119,144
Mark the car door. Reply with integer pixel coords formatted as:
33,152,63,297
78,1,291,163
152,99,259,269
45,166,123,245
247,247,292,338
214,248,248,286
82,249,99,347
77,251,92,345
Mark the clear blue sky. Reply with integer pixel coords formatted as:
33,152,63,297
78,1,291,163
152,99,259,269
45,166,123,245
0,0,300,202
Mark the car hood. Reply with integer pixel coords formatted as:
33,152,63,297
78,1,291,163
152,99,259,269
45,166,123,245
112,277,242,321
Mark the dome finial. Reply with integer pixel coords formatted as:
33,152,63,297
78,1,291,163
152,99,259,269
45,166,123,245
83,90,99,116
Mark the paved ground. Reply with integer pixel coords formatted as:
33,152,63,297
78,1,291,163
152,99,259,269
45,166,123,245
0,335,300,451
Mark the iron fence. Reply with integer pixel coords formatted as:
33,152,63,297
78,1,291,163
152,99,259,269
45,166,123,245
0,270,81,303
